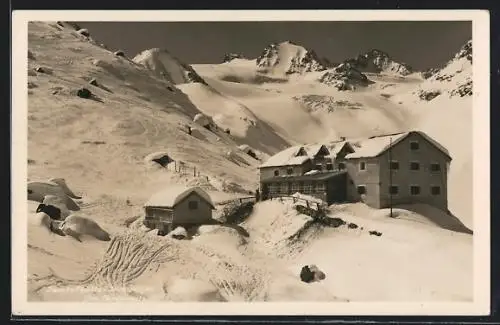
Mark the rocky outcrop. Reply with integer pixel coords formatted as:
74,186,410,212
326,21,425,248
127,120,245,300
256,41,326,75
222,53,246,63
342,49,413,76
319,64,372,90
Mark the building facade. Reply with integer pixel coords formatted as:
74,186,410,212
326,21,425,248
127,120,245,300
258,131,451,211
259,142,353,205
345,131,451,210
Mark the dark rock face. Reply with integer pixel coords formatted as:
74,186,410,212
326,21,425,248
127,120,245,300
348,223,358,229
455,40,472,62
450,79,472,97
369,230,383,236
319,64,372,91
417,89,441,101
342,49,413,76
421,68,440,79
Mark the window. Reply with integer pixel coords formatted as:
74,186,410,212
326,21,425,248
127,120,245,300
269,184,279,194
274,170,279,176
359,162,366,171
338,162,346,170
326,163,334,171
431,186,441,195
287,168,293,175
316,183,326,192
303,182,313,194
410,161,420,171
390,161,399,170
291,182,300,192
410,185,421,195
410,141,420,150
315,164,323,171
430,163,441,172
188,201,198,210
389,185,399,195
280,183,288,194
357,185,366,195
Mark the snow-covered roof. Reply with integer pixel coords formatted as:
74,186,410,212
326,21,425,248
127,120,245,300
145,185,215,208
344,131,451,159
326,141,351,158
304,144,328,157
260,143,335,168
259,145,310,168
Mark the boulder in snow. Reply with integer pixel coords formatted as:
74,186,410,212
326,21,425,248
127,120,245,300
77,28,90,37
76,87,92,99
114,50,125,57
169,226,188,240
144,151,174,168
193,113,212,128
300,264,326,283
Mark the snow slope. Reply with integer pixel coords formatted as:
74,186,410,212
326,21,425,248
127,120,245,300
132,47,207,85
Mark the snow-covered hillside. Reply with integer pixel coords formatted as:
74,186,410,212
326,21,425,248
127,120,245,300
133,48,207,85
409,40,472,101
25,22,473,304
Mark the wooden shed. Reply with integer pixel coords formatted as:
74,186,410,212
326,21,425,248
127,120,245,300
144,185,215,233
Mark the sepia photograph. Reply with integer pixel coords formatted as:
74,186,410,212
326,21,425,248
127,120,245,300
12,10,490,316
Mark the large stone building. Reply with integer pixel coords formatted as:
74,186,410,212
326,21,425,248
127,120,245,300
258,131,451,211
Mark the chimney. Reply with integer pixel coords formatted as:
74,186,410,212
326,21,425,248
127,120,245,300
340,136,346,141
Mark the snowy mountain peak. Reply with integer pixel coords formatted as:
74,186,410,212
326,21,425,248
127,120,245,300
133,48,206,85
343,49,413,76
256,41,326,75
454,40,472,62
411,40,473,101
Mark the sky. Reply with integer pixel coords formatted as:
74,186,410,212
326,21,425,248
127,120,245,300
77,21,471,70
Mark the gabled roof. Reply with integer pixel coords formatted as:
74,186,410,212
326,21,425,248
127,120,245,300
326,141,355,158
304,144,330,157
260,143,333,169
344,131,451,160
259,145,311,168
145,185,215,208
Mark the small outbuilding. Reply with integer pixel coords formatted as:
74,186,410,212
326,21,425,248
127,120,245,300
144,186,215,233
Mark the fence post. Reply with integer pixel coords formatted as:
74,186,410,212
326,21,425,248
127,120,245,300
174,161,177,172
194,166,196,177
306,200,310,208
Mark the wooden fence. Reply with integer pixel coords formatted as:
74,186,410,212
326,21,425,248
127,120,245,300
215,194,326,211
